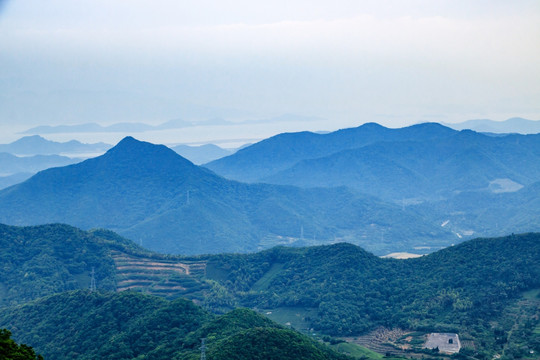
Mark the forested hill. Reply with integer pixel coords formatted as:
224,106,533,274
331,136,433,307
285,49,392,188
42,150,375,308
0,223,538,357
206,233,540,337
0,291,351,360
0,329,43,360
2,222,538,342
0,223,140,306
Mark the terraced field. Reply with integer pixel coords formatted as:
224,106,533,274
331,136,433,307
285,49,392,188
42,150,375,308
346,328,425,359
112,250,208,300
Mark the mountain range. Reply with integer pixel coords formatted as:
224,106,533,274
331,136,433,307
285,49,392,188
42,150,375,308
205,123,540,199
20,114,324,135
0,137,452,255
205,122,457,182
1,119,539,360
0,151,84,190
0,152,80,176
444,117,540,134
0,135,111,155
204,123,540,240
0,135,233,175
2,122,540,254
259,130,540,201
20,118,232,135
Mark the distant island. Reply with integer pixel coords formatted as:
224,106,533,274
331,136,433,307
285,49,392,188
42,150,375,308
444,117,540,134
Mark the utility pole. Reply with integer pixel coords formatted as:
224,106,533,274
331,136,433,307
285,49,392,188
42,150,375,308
90,267,96,292
200,338,207,360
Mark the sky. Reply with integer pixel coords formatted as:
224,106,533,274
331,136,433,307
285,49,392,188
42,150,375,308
0,0,539,145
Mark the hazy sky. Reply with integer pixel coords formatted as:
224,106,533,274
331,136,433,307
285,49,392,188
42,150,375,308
0,0,539,144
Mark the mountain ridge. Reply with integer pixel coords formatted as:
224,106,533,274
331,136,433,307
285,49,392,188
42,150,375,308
0,137,452,255
262,130,540,200
205,122,457,182
0,152,80,177
0,135,111,155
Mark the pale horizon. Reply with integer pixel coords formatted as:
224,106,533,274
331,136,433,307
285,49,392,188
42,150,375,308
1,0,539,144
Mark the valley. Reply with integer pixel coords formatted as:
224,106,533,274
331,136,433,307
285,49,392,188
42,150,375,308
1,122,540,359
2,124,538,257
2,0,539,358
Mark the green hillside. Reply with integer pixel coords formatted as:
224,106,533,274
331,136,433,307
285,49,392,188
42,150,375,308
0,223,211,307
0,291,350,360
205,233,540,357
0,329,43,360
1,224,538,358
0,224,118,306
208,327,345,360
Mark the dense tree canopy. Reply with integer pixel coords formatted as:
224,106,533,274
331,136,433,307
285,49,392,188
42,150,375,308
1,223,538,358
0,329,43,360
207,233,540,337
0,291,350,360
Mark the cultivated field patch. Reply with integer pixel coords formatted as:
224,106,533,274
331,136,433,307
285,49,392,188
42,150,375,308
112,250,207,299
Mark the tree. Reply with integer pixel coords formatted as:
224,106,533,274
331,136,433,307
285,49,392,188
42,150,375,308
0,329,43,360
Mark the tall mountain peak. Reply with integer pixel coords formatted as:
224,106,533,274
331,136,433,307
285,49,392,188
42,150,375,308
108,136,160,153
103,136,194,166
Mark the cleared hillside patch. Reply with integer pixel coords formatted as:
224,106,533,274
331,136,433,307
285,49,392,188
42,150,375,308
261,307,318,333
111,250,208,299
251,263,284,291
